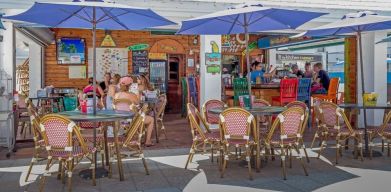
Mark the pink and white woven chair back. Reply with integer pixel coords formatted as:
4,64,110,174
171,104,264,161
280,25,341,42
203,100,226,124
319,102,339,127
40,115,76,148
253,99,270,108
286,101,308,111
277,107,305,137
79,122,100,129
220,108,253,138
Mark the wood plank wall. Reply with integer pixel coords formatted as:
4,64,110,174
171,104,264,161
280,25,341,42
45,29,198,89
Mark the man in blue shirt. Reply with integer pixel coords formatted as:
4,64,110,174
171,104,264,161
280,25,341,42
250,61,275,83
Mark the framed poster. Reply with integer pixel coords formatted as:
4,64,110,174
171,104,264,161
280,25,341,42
57,38,86,64
69,66,86,79
187,58,194,67
88,48,128,81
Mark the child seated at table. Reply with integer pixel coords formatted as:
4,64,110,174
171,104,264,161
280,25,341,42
114,76,155,147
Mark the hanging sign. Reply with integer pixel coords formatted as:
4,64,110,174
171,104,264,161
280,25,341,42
241,41,258,56
101,34,116,47
128,43,149,51
149,53,167,60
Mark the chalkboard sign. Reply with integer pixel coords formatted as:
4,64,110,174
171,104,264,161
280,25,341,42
132,50,149,74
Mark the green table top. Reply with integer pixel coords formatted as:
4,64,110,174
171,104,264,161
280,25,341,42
57,110,134,122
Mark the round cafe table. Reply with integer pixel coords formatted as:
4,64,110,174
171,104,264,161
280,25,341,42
57,110,134,181
208,106,286,116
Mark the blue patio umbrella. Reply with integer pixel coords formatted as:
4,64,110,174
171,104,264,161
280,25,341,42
4,0,174,180
0,14,5,30
177,3,326,107
304,11,391,156
5,0,175,114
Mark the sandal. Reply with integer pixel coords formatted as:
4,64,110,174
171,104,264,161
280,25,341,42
145,143,155,147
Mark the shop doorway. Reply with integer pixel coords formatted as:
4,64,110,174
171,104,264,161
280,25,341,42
166,55,183,113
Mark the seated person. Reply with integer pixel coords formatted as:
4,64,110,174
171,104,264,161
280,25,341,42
114,76,155,147
291,64,304,78
311,62,330,94
250,61,275,83
82,77,105,108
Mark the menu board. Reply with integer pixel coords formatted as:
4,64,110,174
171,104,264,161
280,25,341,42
132,50,149,74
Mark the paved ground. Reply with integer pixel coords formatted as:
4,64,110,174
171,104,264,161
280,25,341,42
1,114,391,191
1,146,391,192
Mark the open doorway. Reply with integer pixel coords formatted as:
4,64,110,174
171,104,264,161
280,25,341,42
166,55,183,113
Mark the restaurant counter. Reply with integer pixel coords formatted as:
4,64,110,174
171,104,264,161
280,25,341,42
224,83,280,106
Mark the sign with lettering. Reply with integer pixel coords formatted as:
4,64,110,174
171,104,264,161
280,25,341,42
258,35,314,49
149,53,167,60
205,52,221,74
132,50,148,74
128,43,149,51
276,53,322,62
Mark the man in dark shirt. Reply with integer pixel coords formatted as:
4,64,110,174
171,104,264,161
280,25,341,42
313,62,330,90
291,64,304,78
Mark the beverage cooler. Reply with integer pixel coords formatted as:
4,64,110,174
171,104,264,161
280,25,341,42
149,60,168,93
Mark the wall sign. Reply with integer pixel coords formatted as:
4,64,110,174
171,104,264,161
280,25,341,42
258,35,316,49
132,50,149,74
221,34,246,53
69,66,86,79
149,53,167,60
276,53,322,62
128,43,149,51
88,48,128,81
101,34,116,47
205,52,221,74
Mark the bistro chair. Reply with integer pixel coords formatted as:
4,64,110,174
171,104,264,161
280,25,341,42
202,99,227,131
39,114,96,192
156,94,168,139
219,107,258,180
312,78,340,104
25,101,47,182
375,110,391,158
238,95,254,108
315,101,364,164
297,78,312,106
272,78,298,106
15,92,31,139
264,107,308,180
285,101,310,162
185,103,220,169
109,104,150,176
233,78,249,106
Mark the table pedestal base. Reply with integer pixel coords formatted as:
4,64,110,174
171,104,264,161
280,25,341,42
79,167,108,179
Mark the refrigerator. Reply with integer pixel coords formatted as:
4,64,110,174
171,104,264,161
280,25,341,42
149,60,168,93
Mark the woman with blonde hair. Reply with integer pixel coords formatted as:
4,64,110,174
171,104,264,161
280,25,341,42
106,74,121,110
114,76,155,146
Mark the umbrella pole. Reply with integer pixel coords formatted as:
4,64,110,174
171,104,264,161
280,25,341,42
358,31,369,153
244,15,252,109
92,7,98,171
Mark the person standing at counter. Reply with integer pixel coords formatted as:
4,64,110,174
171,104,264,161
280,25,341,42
250,61,274,84
304,62,314,79
311,62,330,94
291,64,304,78
100,72,111,93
